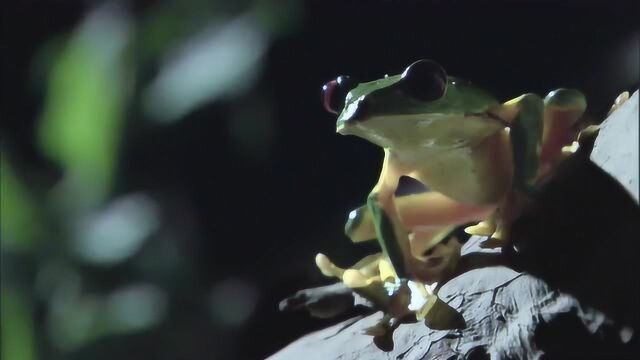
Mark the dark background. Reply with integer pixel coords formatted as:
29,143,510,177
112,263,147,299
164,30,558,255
2,1,638,359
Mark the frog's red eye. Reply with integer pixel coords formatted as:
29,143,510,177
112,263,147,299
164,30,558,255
400,59,447,102
322,75,357,114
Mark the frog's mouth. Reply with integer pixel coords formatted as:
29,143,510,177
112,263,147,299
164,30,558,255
336,121,348,133
336,118,364,136
336,117,397,149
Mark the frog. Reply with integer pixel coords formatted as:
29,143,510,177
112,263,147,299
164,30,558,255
314,59,587,342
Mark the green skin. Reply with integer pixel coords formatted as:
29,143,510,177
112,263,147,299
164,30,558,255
335,60,585,284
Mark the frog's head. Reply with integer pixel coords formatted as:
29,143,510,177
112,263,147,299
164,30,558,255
322,60,504,150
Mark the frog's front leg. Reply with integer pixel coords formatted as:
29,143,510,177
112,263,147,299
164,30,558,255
366,149,414,279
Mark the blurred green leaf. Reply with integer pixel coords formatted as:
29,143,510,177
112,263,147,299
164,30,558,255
1,287,36,360
0,155,41,251
38,6,131,206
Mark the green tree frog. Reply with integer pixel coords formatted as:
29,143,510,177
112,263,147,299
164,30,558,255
315,59,587,342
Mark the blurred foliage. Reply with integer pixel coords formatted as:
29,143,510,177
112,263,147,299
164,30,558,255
38,6,129,206
1,0,301,359
1,288,35,360
0,156,41,251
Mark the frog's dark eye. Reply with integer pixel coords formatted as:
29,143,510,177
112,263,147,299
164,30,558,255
400,59,447,102
322,75,357,114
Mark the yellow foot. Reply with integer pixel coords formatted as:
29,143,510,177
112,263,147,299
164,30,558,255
315,253,345,278
342,269,373,288
464,221,496,237
561,141,580,156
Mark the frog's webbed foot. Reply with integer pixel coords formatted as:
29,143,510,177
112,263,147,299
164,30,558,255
464,219,496,237
316,253,384,285
363,313,406,352
362,280,413,351
475,189,533,249
464,212,505,248
363,313,404,337
418,294,466,330
608,91,630,115
315,253,395,309
560,123,602,158
484,219,509,248
561,140,581,156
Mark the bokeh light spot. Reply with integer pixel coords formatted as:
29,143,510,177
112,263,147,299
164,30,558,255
72,193,159,265
208,278,259,327
105,284,168,333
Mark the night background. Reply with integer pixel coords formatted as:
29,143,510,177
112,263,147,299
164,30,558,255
1,0,639,359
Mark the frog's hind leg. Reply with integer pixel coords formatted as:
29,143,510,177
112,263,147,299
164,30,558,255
538,89,587,179
501,93,545,193
346,191,495,243
488,90,586,246
356,189,495,278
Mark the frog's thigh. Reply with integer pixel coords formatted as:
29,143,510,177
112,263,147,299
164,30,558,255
346,192,495,242
502,93,544,192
